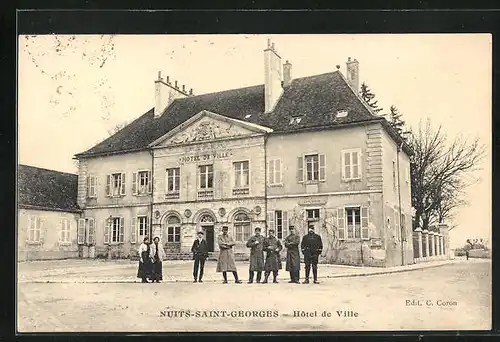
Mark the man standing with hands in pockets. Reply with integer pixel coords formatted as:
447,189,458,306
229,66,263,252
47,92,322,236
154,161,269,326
301,223,323,284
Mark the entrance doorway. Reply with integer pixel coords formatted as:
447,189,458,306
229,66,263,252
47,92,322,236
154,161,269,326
204,226,215,252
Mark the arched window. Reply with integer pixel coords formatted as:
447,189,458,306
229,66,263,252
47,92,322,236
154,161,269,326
234,212,251,242
166,216,181,242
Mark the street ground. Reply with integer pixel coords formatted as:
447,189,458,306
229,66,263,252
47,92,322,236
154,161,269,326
17,258,491,332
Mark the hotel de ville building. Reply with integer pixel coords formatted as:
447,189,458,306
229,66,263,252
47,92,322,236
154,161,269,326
74,40,414,267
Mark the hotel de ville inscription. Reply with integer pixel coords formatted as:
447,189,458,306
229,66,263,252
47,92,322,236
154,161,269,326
178,150,233,165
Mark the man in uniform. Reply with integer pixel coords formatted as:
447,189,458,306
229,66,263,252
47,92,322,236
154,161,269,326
301,223,323,284
284,225,301,284
262,229,283,283
216,226,242,284
246,227,265,283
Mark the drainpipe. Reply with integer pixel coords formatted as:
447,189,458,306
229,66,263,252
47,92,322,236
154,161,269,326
263,134,268,236
149,148,155,240
397,141,404,266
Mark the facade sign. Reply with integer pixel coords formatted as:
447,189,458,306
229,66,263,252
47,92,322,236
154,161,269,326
178,151,233,164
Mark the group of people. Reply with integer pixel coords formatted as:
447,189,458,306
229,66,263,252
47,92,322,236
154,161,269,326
137,224,323,284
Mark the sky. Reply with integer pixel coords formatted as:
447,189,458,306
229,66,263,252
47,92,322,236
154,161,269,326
18,34,492,248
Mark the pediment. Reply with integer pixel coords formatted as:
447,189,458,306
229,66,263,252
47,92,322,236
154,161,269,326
149,110,273,147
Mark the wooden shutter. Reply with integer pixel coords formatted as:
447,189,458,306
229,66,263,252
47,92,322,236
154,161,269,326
297,156,304,183
354,151,361,179
87,218,95,245
104,219,110,244
147,171,152,193
39,218,45,243
282,211,288,237
86,177,90,198
130,217,137,243
267,211,275,232
119,217,125,242
132,172,137,195
120,173,126,195
394,208,399,241
319,154,326,181
276,159,282,184
361,207,369,239
341,152,346,179
268,160,274,184
106,175,111,197
337,208,345,240
77,218,86,244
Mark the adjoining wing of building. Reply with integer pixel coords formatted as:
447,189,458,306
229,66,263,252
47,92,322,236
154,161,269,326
72,39,416,267
18,164,82,261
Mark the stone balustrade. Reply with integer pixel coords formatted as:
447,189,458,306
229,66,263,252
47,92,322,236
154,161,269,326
412,225,450,263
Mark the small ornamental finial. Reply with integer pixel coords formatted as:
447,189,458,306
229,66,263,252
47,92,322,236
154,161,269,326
336,65,340,70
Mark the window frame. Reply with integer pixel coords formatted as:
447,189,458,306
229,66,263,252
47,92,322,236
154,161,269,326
304,154,320,182
86,175,97,198
234,212,251,242
233,160,250,189
27,215,41,243
268,158,283,186
58,218,71,244
345,206,362,239
136,169,151,195
108,216,124,244
166,215,181,243
107,172,126,197
198,164,214,190
341,148,362,181
166,167,181,193
137,215,149,237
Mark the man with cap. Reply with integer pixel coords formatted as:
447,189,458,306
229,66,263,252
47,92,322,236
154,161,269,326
191,231,209,283
284,226,301,284
216,226,242,284
262,229,283,283
246,227,265,283
301,223,323,284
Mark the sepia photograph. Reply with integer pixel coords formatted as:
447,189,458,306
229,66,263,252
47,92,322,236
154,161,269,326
17,33,492,332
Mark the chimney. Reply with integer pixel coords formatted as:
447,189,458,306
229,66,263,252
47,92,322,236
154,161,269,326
283,60,292,87
264,39,283,113
346,57,359,92
154,71,189,118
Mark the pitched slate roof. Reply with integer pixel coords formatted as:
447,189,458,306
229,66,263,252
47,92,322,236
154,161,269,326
18,164,80,212
76,70,409,158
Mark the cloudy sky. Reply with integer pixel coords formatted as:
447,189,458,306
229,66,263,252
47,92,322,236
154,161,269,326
18,34,491,248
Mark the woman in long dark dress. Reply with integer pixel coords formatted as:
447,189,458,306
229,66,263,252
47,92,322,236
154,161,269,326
137,237,152,283
150,236,166,283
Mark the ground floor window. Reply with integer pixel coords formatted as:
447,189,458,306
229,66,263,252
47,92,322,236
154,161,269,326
166,216,181,242
138,216,148,237
346,208,361,239
104,217,124,244
59,218,71,243
27,216,41,242
234,212,251,241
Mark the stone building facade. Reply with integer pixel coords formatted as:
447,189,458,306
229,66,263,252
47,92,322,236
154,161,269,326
74,39,414,267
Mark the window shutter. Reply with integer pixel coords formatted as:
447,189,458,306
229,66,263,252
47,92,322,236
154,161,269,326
337,208,345,240
393,208,399,241
282,211,288,237
130,217,137,243
77,218,86,244
354,151,361,179
86,177,90,198
104,219,110,244
132,172,137,195
87,218,96,245
401,214,406,241
91,176,97,198
147,171,152,193
341,152,346,179
106,175,111,197
319,154,326,181
361,207,369,239
268,160,274,184
39,218,45,243
119,217,125,242
267,211,275,232
120,173,126,195
276,159,282,184
297,156,304,183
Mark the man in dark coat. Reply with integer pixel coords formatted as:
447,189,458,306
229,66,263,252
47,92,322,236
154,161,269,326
301,224,323,284
246,227,265,283
262,229,283,283
284,226,301,284
191,231,209,283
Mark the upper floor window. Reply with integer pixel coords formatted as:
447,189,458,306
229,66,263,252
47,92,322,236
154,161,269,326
342,149,361,181
268,159,282,185
166,168,180,193
27,216,41,243
106,173,125,197
59,218,71,243
297,154,325,183
199,165,213,189
233,161,249,188
133,170,152,195
86,175,97,198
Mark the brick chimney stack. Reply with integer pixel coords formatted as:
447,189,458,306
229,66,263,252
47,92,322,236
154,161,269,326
283,60,292,87
346,57,359,92
264,39,283,113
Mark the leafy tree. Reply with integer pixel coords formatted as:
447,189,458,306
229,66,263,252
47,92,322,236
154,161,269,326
360,82,383,115
388,105,409,138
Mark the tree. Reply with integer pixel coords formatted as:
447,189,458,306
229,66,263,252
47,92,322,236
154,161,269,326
407,119,486,232
388,105,409,139
360,82,383,115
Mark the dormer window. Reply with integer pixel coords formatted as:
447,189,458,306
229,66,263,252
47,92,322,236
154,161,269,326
289,116,303,125
336,110,349,118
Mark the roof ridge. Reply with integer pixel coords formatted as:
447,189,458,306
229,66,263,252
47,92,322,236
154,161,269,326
18,164,77,176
